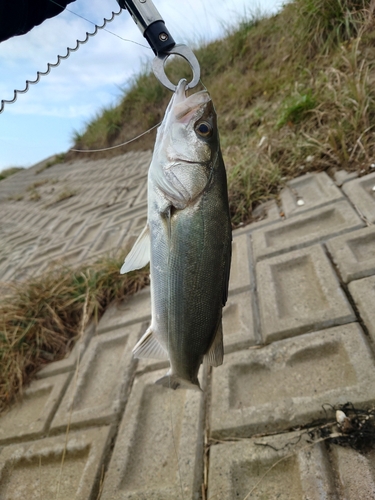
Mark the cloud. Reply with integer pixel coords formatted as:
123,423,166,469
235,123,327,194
0,0,283,169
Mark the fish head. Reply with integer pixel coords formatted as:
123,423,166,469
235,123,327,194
151,79,219,207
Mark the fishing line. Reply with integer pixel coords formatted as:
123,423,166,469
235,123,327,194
70,121,161,152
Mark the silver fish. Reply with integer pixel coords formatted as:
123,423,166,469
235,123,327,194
121,79,232,390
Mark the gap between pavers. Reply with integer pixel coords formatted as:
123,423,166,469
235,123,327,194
100,368,205,500
210,323,375,439
348,275,375,344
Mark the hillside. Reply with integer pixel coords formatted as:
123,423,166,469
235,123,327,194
1,0,375,414
68,0,375,226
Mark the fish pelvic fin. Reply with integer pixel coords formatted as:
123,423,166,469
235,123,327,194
120,224,150,274
132,327,169,360
204,319,224,367
155,373,202,391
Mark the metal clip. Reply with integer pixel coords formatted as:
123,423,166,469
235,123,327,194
152,44,201,91
119,0,201,92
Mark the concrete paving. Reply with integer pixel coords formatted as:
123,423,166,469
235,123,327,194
1,157,375,499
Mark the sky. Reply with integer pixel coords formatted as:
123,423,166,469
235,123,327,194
0,0,283,171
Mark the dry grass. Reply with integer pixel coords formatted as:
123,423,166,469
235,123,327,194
67,0,375,226
0,255,149,414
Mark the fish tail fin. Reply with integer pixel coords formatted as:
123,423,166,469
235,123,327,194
155,373,202,391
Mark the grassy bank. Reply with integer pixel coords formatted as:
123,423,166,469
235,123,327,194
69,0,375,226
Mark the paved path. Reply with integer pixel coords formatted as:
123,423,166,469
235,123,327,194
0,153,375,499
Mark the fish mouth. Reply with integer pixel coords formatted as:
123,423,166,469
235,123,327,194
172,79,211,121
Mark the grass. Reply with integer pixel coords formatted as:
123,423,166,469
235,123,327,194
35,153,66,174
0,167,24,181
67,0,375,226
0,254,149,414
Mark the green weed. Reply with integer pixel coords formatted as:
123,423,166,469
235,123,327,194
277,91,317,128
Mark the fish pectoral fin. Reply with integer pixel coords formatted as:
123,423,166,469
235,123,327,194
204,320,224,367
120,224,150,274
132,327,169,360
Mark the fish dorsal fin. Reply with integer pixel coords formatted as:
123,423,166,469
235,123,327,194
132,327,169,360
204,320,224,367
120,224,150,274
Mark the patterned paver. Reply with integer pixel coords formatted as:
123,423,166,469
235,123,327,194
1,161,375,499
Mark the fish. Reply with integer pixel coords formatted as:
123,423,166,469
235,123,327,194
120,78,232,390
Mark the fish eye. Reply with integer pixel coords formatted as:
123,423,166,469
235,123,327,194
195,121,212,137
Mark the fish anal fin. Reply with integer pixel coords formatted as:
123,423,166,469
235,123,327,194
204,320,224,367
132,327,168,360
120,224,150,274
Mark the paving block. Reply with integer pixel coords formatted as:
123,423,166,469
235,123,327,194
223,290,258,352
0,426,111,500
329,444,375,499
252,200,364,261
129,213,148,237
232,200,282,237
281,172,344,217
36,323,95,379
348,276,375,343
343,171,375,223
100,369,204,500
97,287,151,334
26,241,67,266
228,233,251,294
63,218,85,239
134,180,148,204
71,220,104,247
326,226,375,283
89,224,128,254
0,373,71,444
208,433,336,500
99,201,147,225
51,325,140,430
210,323,375,438
47,247,87,268
257,245,354,341
334,169,358,187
